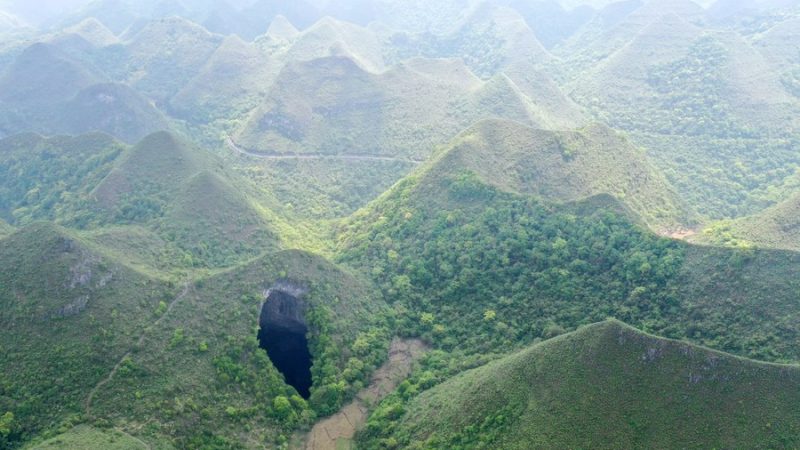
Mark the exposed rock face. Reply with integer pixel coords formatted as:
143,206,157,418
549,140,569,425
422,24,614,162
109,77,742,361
52,296,89,319
259,286,308,333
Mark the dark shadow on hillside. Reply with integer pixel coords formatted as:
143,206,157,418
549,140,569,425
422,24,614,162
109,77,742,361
258,289,312,399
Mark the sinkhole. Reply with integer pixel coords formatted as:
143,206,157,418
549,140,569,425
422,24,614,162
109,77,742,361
258,289,313,399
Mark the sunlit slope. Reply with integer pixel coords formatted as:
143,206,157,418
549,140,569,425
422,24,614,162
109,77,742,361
27,425,151,450
360,320,800,448
92,131,284,268
698,191,800,252
421,119,693,229
337,132,799,362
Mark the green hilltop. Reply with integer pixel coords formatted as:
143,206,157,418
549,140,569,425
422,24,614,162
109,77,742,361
169,35,279,125
27,425,151,450
418,118,693,230
62,83,173,143
699,191,800,252
90,130,314,269
359,319,800,448
0,130,323,272
336,134,800,363
0,222,173,444
122,17,224,103
559,5,800,219
86,249,390,447
235,55,584,160
1,2,800,449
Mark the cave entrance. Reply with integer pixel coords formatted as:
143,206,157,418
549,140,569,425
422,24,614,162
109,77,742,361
258,289,313,399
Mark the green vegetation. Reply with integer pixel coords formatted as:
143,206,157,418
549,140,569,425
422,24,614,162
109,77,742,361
359,320,800,449
0,223,172,446
412,119,693,229
337,151,800,362
87,250,390,447
1,2,800,448
0,133,124,227
235,54,569,161
0,219,13,238
27,425,152,450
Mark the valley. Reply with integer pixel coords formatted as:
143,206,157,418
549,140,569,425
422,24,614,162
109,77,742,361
0,0,799,448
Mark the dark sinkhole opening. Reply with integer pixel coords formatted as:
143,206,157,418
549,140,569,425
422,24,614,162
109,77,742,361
258,289,313,399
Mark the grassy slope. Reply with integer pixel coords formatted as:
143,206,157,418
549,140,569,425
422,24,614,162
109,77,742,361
0,223,172,444
170,35,280,125
80,225,189,278
236,157,418,221
0,42,99,105
236,54,575,160
423,118,693,230
58,18,120,47
91,131,293,269
361,320,800,448
89,250,390,447
123,17,223,103
379,2,551,78
694,191,800,252
0,42,100,135
0,33,174,144
562,9,800,219
61,83,173,144
675,243,800,361
281,16,386,73
754,15,800,71
26,425,152,450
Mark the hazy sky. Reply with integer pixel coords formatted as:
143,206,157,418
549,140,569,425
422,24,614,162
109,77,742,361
0,0,94,24
0,0,726,26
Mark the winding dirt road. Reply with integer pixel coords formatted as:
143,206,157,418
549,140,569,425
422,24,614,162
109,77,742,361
226,137,423,164
301,338,428,450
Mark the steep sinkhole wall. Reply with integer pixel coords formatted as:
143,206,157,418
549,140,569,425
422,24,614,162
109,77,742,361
258,288,313,399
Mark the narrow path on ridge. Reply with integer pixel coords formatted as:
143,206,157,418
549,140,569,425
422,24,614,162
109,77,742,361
299,339,428,450
84,283,192,419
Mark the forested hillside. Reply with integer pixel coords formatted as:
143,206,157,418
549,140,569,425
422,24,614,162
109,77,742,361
1,0,799,448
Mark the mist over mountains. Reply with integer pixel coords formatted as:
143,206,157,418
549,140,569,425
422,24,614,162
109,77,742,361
1,0,799,448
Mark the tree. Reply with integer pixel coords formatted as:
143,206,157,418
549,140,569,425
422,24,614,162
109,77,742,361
273,396,293,421
0,412,14,445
